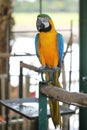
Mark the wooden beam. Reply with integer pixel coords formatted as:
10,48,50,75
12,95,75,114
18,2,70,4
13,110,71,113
40,84,87,107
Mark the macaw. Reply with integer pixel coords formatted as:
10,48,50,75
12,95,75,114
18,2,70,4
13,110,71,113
35,13,64,128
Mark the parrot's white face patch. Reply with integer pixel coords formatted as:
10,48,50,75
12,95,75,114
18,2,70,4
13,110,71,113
38,17,50,28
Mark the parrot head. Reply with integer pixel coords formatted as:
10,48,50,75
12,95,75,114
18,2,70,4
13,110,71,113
36,14,55,32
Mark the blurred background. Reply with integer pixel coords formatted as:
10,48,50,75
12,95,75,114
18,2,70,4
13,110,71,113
0,0,79,130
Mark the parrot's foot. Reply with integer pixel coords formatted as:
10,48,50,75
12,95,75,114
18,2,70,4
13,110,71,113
39,66,46,70
53,67,60,72
36,66,46,72
38,66,46,81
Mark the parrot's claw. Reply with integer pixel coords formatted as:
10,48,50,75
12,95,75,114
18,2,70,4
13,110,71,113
37,66,46,73
53,67,60,72
39,66,46,70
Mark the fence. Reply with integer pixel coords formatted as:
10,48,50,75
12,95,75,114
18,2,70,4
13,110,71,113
0,22,79,130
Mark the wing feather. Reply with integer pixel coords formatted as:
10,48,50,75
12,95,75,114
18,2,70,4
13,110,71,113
57,33,64,68
35,33,39,58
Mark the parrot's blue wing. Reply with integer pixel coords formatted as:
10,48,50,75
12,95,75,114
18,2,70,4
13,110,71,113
57,33,64,68
35,33,40,58
35,33,42,63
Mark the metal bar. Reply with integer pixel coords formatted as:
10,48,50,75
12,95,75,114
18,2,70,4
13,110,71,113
11,29,71,34
19,61,23,98
39,82,47,130
4,97,38,104
5,108,9,130
0,53,36,58
39,0,42,13
68,20,73,91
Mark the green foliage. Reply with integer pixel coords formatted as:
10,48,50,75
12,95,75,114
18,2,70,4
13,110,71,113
13,0,79,13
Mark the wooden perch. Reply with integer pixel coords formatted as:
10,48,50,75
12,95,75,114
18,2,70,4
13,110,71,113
20,62,38,71
20,62,60,73
40,84,87,107
19,63,87,107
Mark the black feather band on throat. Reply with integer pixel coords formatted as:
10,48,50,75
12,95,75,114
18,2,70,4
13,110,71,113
40,24,52,32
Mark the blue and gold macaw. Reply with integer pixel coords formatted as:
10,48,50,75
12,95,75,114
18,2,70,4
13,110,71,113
35,14,64,128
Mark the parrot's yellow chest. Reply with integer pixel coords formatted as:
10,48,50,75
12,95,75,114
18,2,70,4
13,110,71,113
38,32,59,68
